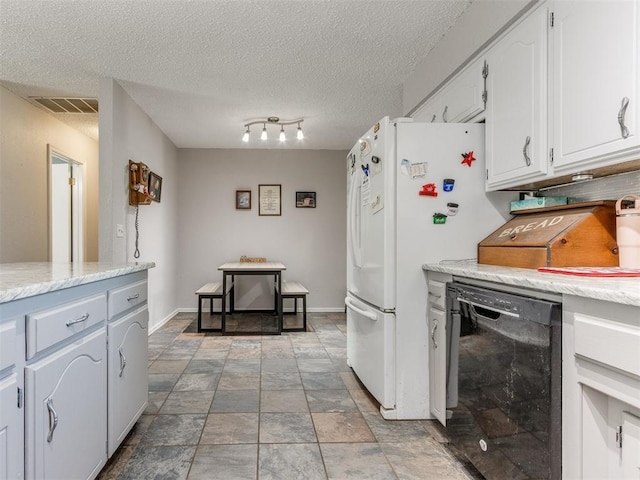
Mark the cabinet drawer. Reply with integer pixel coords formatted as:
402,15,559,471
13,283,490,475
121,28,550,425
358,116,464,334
26,294,106,359
108,281,148,320
575,313,640,378
0,320,17,371
427,279,447,310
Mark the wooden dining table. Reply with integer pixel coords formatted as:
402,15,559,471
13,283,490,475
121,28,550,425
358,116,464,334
217,261,286,335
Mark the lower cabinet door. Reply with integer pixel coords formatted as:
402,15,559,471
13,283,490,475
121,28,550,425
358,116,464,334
428,306,447,426
25,328,107,480
107,306,148,457
0,373,23,480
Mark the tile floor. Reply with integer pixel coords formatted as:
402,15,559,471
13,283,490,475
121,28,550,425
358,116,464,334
97,312,479,480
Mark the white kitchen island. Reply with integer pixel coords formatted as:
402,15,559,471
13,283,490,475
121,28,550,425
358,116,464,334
423,261,640,479
0,262,154,480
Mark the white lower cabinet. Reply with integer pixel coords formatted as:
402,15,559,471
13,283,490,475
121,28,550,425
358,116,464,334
107,306,148,457
25,328,107,480
0,373,23,480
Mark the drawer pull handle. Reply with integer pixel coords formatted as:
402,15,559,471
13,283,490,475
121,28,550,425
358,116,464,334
523,136,531,166
66,313,89,327
431,320,438,348
442,105,449,123
127,293,140,301
119,348,127,377
618,96,630,139
46,398,59,443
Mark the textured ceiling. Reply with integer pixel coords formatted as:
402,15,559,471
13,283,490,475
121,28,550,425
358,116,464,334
0,0,472,149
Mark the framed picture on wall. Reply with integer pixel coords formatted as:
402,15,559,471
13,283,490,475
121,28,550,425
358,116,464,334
296,191,316,208
258,184,281,216
236,190,251,210
148,172,162,202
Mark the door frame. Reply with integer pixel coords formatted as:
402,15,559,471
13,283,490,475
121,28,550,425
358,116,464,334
47,145,84,262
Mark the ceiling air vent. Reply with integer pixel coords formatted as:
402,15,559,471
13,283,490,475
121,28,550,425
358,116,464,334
31,97,98,114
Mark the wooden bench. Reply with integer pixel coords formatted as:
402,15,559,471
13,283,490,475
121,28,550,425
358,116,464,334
195,281,233,333
280,281,308,332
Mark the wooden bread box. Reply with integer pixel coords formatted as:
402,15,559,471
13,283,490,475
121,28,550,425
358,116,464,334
478,201,619,269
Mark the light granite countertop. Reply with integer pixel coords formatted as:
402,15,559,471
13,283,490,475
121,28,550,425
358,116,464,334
0,262,155,304
423,261,640,307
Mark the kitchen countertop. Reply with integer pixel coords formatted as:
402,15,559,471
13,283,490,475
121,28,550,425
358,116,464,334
423,260,640,307
0,262,155,304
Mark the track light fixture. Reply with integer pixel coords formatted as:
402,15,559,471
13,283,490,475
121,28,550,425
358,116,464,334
242,117,304,142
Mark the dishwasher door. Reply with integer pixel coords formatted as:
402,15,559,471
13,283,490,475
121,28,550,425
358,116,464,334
445,281,562,480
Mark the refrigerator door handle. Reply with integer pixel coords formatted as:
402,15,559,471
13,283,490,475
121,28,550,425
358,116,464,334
345,297,377,321
348,170,363,268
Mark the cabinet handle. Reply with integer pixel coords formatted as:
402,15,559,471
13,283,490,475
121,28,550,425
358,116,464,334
442,105,448,123
119,348,127,377
431,320,438,348
65,312,89,327
431,114,436,123
46,398,59,443
618,97,630,139
523,136,531,166
127,293,140,301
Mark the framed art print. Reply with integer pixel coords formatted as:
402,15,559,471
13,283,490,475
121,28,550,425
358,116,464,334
296,191,316,208
258,184,281,216
236,190,251,210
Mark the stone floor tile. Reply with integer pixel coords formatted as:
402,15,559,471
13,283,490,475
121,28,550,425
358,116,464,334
122,415,154,446
261,389,309,413
183,358,225,374
300,372,346,390
297,358,336,372
312,412,375,443
261,358,299,373
339,371,363,390
187,444,257,480
118,445,195,480
294,347,331,360
222,358,261,374
320,443,397,480
192,348,229,360
140,414,206,446
148,373,181,392
258,443,326,480
159,391,215,414
96,445,135,480
380,439,475,480
362,412,429,442
144,391,169,414
210,389,260,413
217,372,260,390
199,413,259,444
173,373,220,391
259,412,317,443
349,388,380,412
305,389,358,413
261,371,303,390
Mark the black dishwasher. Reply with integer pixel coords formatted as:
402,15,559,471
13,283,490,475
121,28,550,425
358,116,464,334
445,281,562,480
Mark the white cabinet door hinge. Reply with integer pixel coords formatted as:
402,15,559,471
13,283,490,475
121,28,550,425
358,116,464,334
616,425,623,448
17,386,23,408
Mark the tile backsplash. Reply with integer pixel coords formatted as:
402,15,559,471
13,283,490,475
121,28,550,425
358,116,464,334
540,170,640,202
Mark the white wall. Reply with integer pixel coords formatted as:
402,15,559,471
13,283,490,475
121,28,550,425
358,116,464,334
176,148,347,311
0,86,99,262
403,0,537,115
99,78,179,331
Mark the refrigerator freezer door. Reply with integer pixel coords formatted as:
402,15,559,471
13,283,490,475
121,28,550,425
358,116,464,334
346,117,396,311
345,294,395,409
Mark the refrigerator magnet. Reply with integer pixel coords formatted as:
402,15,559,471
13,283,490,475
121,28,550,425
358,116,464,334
433,213,447,224
461,151,476,167
360,140,371,158
400,158,411,177
371,194,384,214
443,178,455,192
419,183,438,197
447,202,459,216
410,162,427,179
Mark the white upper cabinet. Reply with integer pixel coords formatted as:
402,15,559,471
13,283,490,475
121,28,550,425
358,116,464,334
485,4,549,190
413,56,486,124
551,0,640,171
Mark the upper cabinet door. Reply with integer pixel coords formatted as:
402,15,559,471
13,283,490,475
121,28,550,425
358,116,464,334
485,5,550,190
552,0,640,171
413,56,486,124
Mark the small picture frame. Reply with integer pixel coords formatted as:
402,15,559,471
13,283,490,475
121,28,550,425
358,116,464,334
148,171,162,202
296,191,316,208
259,184,282,216
236,190,251,210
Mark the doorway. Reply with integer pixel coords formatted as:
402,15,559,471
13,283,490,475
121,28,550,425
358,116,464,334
48,145,84,262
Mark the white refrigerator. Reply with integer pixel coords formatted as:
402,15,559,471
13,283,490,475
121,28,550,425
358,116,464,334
345,117,514,420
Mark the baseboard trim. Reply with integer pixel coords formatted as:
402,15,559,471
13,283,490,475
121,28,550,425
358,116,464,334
149,308,180,335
